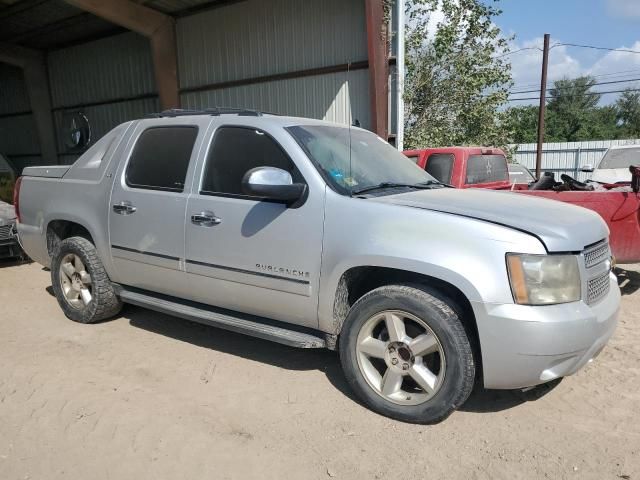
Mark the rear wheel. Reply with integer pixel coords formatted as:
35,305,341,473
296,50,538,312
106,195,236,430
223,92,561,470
339,284,475,424
51,236,122,323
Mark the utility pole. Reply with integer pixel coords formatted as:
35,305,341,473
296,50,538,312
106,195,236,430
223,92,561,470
535,33,550,179
395,0,405,151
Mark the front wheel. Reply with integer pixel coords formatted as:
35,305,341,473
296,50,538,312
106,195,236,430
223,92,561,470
51,236,122,323
339,284,475,424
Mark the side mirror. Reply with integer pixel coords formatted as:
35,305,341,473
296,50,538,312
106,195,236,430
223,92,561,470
241,167,306,203
581,164,594,173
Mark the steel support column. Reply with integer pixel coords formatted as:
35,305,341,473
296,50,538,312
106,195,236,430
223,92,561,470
64,0,180,109
0,42,58,164
365,0,389,139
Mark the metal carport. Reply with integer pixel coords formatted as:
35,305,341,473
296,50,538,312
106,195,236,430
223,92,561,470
0,0,398,171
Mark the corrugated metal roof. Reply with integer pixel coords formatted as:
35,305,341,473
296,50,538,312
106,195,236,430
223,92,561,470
20,14,119,50
0,0,96,49
144,0,224,14
0,0,235,49
0,0,80,38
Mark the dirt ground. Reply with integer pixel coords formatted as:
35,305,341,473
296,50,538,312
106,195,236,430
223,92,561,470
0,261,638,480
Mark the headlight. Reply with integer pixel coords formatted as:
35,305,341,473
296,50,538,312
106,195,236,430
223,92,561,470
506,254,581,305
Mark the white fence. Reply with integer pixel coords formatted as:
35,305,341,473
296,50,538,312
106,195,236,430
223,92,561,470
512,139,640,181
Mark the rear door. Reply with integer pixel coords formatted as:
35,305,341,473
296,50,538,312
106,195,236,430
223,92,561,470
183,123,325,328
108,118,210,297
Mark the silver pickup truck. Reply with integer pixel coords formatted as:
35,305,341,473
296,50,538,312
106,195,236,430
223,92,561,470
15,109,620,424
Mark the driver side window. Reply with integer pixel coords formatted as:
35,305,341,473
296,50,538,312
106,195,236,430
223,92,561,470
201,126,302,197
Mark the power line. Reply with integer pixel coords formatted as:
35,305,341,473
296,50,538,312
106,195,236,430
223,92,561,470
509,76,640,96
496,46,541,58
503,42,640,90
477,76,640,100
508,86,640,102
510,69,640,90
555,43,640,55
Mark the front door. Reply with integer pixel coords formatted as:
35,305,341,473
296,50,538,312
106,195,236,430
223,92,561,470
109,120,207,297
184,125,324,328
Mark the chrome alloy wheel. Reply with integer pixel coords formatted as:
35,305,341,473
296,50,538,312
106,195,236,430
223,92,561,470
58,253,93,309
355,310,446,405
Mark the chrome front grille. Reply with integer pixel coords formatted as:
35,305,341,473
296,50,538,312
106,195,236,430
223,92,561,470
582,240,611,305
0,224,13,241
584,241,609,269
587,270,611,305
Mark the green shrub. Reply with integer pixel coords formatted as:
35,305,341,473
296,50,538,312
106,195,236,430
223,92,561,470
0,174,15,204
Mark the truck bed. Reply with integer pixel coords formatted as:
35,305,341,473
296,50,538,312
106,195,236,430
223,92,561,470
22,166,70,178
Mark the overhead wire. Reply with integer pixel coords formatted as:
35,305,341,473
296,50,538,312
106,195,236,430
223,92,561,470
508,87,640,102
499,42,640,99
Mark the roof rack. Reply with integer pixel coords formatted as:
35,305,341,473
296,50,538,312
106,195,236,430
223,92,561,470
147,107,264,118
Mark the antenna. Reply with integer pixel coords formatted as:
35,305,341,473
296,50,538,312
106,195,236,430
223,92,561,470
348,61,353,197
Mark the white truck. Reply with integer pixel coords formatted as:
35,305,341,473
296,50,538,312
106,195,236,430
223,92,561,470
582,144,640,184
15,109,620,423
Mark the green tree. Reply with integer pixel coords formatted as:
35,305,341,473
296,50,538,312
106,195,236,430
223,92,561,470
545,76,603,142
616,89,640,137
505,105,538,144
506,76,624,143
404,0,513,149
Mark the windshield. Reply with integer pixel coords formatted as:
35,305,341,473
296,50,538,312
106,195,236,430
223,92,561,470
508,164,535,183
599,147,640,169
286,125,436,195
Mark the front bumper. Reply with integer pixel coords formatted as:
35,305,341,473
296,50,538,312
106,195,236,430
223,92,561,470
473,274,620,389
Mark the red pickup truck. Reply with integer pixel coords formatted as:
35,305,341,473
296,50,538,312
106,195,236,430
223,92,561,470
404,147,640,264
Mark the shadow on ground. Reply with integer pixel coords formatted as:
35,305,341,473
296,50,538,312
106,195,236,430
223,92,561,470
615,267,640,296
460,379,562,413
0,257,31,268
121,305,359,403
120,304,559,416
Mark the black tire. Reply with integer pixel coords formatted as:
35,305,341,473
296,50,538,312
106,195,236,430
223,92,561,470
339,284,475,424
51,236,122,324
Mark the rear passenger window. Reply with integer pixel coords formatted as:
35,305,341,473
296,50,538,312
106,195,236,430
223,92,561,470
425,154,454,184
465,155,508,185
201,126,300,197
126,126,198,192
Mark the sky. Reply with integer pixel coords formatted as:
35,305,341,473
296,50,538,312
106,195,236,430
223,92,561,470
492,0,640,105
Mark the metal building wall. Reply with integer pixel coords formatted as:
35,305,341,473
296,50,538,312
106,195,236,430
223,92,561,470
181,69,370,128
513,139,640,181
177,0,370,128
47,32,158,164
2,0,372,169
0,63,30,114
0,64,40,171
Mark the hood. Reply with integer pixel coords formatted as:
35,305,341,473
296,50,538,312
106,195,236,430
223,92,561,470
591,168,632,184
0,200,16,226
369,188,608,252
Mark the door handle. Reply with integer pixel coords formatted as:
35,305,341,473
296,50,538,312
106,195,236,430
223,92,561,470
113,201,137,215
191,211,221,226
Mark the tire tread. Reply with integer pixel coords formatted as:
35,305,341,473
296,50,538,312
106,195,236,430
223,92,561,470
51,236,122,323
339,283,475,424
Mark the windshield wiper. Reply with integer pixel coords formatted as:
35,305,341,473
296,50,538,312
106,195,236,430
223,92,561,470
352,180,445,195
